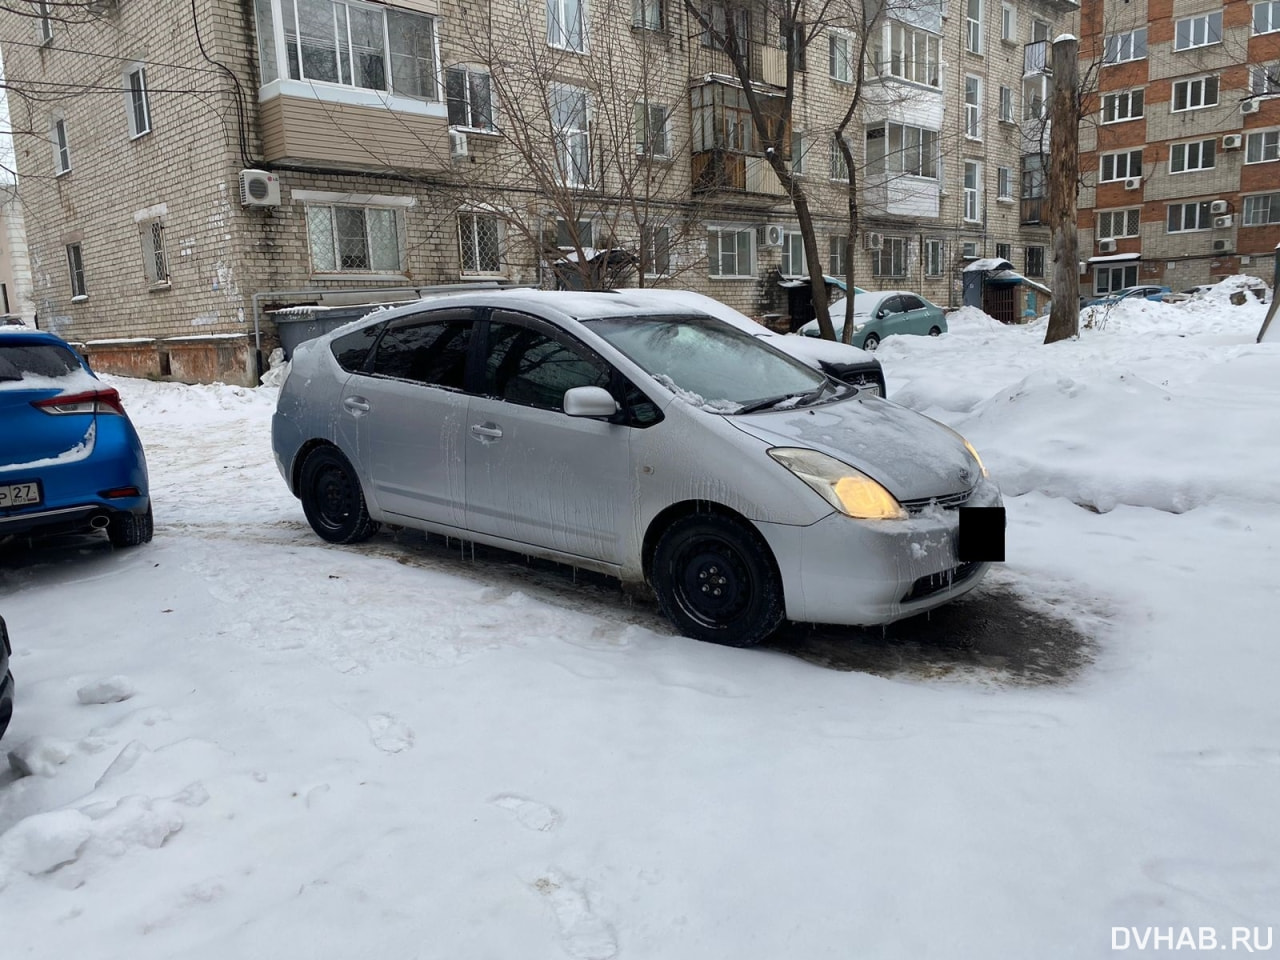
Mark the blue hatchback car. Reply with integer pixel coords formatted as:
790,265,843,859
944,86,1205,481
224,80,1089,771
0,328,152,546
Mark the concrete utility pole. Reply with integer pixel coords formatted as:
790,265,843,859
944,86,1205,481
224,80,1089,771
1044,34,1081,345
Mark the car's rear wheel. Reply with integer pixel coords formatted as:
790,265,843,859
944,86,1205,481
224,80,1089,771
862,332,881,351
928,325,942,337
108,503,153,547
300,446,379,544
651,514,784,647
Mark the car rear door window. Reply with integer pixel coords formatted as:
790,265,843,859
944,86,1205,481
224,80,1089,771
371,311,474,389
483,314,610,411
0,343,80,381
899,295,926,311
330,322,387,373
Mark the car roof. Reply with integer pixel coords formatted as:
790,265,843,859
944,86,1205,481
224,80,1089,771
0,327,78,347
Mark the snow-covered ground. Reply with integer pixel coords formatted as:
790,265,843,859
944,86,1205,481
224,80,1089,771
2,283,1278,958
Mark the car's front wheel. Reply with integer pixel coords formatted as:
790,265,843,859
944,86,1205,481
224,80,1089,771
651,514,784,647
862,332,881,351
299,446,379,544
107,503,153,547
929,325,942,337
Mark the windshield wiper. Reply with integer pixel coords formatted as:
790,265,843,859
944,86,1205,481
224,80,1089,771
736,388,824,414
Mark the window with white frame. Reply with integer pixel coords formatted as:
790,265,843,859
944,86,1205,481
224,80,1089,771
1095,264,1138,294
1001,3,1015,41
829,29,853,82
1103,28,1147,64
1174,12,1222,50
550,84,591,187
999,85,1014,122
865,122,939,178
1032,19,1050,42
1172,75,1219,111
925,238,944,275
1167,200,1212,232
828,236,846,276
446,67,494,130
634,101,670,157
66,243,86,298
961,241,979,258
791,131,806,175
1250,64,1280,97
641,224,671,276
1025,245,1045,277
1101,89,1144,123
139,219,170,285
830,134,849,180
996,166,1012,199
1096,208,1141,238
1256,1,1280,35
965,0,983,53
306,204,403,273
1243,193,1280,225
37,0,53,43
634,0,664,31
708,227,754,277
1169,138,1215,174
458,213,502,275
1100,149,1142,182
51,117,70,175
964,75,982,139
1246,130,1280,163
548,0,587,52
269,0,441,100
780,232,806,276
882,21,941,86
873,237,908,277
963,161,981,221
1023,75,1048,120
125,65,152,138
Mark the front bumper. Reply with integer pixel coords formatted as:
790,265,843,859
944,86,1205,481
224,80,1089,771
756,477,1002,627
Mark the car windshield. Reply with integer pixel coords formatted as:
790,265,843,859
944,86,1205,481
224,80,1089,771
583,314,841,413
0,343,80,382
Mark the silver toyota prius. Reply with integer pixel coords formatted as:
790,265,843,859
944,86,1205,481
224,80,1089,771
271,290,1003,647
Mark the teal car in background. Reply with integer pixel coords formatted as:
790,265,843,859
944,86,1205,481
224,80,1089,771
797,291,947,351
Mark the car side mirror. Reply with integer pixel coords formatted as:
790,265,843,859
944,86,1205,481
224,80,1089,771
875,309,888,320
563,385,619,418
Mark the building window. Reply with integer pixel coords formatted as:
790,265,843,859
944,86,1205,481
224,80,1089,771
828,235,846,277
1256,1,1280,34
791,131,806,175
1174,12,1222,51
277,1,440,100
962,241,979,259
1169,139,1215,174
872,237,908,278
633,0,663,31
139,220,170,285
1167,201,1212,233
1172,76,1219,112
1246,130,1280,163
996,166,1012,199
1032,19,1050,42
780,232,806,276
925,238,944,276
66,243,86,298
1243,193,1280,225
995,242,1011,261
829,29,853,82
1022,154,1046,198
1101,89,1144,123
1103,28,1147,64
125,65,152,139
1024,245,1045,277
998,85,1013,122
550,84,591,187
37,0,53,43
634,101,670,157
1251,64,1280,97
1097,208,1141,238
548,0,587,52
779,17,808,72
964,75,982,139
51,117,71,175
1023,76,1047,120
306,204,403,273
459,213,502,275
1001,3,1015,41
865,122,939,178
830,134,849,181
1099,149,1142,182
965,0,982,54
1095,264,1138,294
702,2,748,55
708,227,754,277
879,21,941,87
446,67,494,130
641,225,671,277
963,160,981,222
555,218,594,248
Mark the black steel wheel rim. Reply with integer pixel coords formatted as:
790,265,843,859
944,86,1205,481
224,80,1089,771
313,463,354,531
672,536,752,628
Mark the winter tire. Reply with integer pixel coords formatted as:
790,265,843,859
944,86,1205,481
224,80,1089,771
862,333,881,351
928,326,942,337
300,446,379,544
108,503,153,547
651,513,785,647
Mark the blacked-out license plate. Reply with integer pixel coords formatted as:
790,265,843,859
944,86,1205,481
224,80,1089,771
957,506,1005,562
0,481,42,510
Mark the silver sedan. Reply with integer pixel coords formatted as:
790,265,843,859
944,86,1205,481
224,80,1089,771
271,290,1002,646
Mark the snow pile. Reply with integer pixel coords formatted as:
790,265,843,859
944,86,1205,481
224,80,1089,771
77,676,137,705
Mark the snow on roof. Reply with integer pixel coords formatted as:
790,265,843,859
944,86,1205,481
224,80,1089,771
1054,33,1077,43
1087,253,1142,263
991,269,1053,297
163,333,250,342
963,258,1015,273
84,337,158,345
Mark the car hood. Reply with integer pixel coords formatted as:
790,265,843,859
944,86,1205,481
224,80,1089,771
726,395,979,501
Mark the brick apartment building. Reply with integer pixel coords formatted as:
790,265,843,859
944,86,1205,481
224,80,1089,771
1078,0,1280,296
2,0,1076,385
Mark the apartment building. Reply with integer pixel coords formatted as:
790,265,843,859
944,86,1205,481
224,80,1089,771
0,183,36,325
1078,0,1280,296
1,0,1077,385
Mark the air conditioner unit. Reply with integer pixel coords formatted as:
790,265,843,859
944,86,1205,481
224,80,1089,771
1222,134,1243,150
1124,177,1142,191
1210,199,1230,214
1212,239,1231,253
1097,238,1117,253
1213,215,1234,228
1242,99,1261,114
238,169,280,207
449,130,469,159
864,232,883,251
762,223,787,247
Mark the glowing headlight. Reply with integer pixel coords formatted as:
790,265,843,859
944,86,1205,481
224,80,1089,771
768,448,908,520
961,438,989,478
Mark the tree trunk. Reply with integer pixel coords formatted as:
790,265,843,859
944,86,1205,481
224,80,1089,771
1045,36,1081,345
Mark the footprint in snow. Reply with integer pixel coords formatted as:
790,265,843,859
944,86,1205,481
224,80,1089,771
531,869,617,960
491,794,562,832
367,714,415,753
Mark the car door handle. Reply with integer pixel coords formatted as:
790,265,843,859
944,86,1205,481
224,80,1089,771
470,423,503,439
343,396,371,414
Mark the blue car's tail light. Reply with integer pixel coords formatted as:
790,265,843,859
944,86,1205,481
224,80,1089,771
31,388,126,416
99,486,141,499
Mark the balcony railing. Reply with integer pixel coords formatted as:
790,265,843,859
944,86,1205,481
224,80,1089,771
1024,40,1050,76
1021,196,1047,225
692,149,787,196
691,38,790,87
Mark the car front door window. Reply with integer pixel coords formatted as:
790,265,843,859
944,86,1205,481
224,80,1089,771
483,320,610,410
